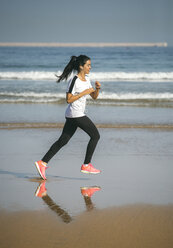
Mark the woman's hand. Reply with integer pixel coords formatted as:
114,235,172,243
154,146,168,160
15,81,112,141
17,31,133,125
83,87,95,95
90,82,101,100
95,81,101,89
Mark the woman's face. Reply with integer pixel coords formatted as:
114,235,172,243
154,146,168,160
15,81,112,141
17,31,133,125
82,60,91,74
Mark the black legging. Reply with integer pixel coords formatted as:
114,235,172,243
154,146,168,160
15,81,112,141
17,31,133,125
42,116,100,164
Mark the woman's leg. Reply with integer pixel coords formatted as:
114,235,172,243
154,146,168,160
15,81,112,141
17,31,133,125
75,116,100,164
42,119,77,163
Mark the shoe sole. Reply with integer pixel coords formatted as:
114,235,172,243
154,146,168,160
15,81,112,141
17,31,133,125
35,162,46,180
81,186,101,190
81,170,101,174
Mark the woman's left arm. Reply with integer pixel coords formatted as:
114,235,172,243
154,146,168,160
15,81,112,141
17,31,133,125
90,81,101,100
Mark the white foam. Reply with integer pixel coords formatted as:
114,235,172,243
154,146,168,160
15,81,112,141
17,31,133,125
0,71,57,80
0,91,64,98
99,92,173,100
90,72,173,81
0,91,65,103
0,71,173,81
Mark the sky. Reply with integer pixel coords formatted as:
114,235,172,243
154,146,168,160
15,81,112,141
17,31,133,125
0,0,173,45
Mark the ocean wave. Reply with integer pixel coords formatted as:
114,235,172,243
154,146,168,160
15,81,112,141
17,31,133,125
0,91,173,104
91,72,173,81
99,92,173,100
0,91,65,103
0,71,173,81
0,91,64,98
0,71,55,80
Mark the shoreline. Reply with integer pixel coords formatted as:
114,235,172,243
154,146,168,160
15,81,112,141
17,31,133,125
0,42,168,47
1,122,173,129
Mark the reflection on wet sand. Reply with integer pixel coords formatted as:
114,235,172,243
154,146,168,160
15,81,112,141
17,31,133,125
81,186,101,211
35,181,101,223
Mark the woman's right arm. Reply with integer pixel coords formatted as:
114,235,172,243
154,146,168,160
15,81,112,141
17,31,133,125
66,88,94,104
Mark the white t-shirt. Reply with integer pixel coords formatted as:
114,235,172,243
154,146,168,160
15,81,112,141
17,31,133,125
65,75,92,118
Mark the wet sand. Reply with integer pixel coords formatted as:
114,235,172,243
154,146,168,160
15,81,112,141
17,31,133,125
1,104,173,126
0,204,173,248
0,127,173,247
1,122,173,129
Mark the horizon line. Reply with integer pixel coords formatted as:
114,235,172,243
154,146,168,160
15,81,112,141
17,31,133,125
0,42,168,47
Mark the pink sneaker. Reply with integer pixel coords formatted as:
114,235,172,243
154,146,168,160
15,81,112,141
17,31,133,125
81,163,101,174
35,160,48,180
81,186,101,197
35,182,47,198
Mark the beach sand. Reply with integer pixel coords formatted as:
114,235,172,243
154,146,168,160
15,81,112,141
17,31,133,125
0,127,173,247
0,204,173,248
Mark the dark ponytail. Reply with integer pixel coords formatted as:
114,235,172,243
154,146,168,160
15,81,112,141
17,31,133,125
56,55,90,83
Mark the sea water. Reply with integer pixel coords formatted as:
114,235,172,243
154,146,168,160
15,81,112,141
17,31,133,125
0,46,173,124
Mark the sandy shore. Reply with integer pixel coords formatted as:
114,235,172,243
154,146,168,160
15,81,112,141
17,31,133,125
0,204,173,248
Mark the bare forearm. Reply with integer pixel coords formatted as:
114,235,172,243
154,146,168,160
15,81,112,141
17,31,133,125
66,88,94,104
66,93,83,103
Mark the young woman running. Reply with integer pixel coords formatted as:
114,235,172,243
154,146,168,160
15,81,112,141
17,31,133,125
35,55,101,179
